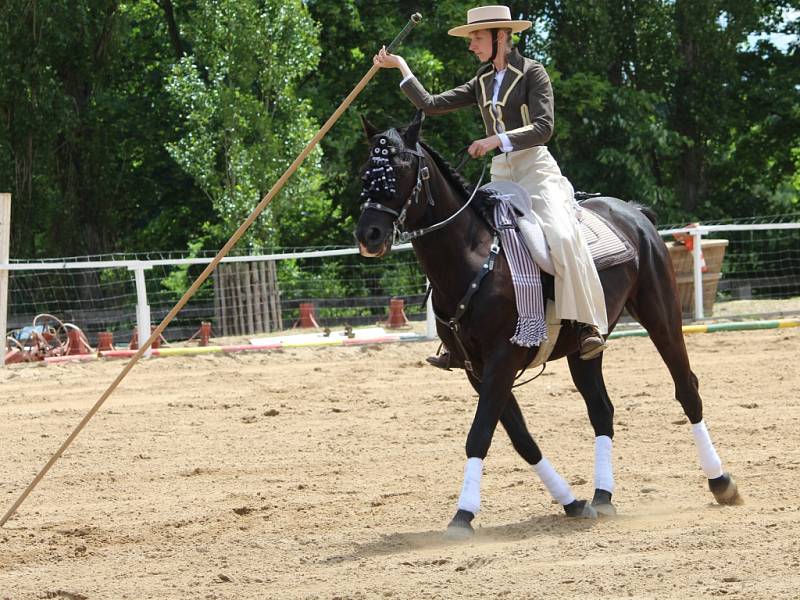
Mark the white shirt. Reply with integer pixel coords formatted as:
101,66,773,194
400,69,513,153
492,69,514,152
492,68,507,104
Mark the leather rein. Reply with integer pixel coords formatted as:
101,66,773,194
358,139,547,387
358,140,496,381
359,141,487,244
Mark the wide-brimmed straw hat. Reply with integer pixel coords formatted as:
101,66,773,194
448,5,532,38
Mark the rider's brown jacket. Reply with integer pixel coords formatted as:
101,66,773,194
400,49,554,151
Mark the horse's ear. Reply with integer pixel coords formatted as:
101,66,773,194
361,114,379,139
402,110,425,145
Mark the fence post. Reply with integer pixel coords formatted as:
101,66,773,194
425,279,436,339
130,264,152,357
0,194,10,367
692,229,704,320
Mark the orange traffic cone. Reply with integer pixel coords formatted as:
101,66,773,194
128,328,138,350
186,322,212,346
385,298,409,329
97,331,115,352
297,303,320,328
198,322,211,346
67,328,92,355
151,326,162,349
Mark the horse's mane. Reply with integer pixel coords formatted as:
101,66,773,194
416,139,498,231
417,140,472,197
366,126,495,230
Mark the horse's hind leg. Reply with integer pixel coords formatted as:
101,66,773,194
629,271,743,506
499,393,597,519
566,353,617,516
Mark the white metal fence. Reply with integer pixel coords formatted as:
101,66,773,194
2,219,799,358
2,245,428,347
660,220,800,319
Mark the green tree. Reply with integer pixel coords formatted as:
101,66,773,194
305,0,490,236
1,0,797,265
306,0,798,225
535,0,799,222
165,0,330,250
0,1,212,258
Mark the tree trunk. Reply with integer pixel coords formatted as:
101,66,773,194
673,0,708,214
245,261,255,334
252,262,263,334
236,263,246,334
156,0,186,58
267,261,282,331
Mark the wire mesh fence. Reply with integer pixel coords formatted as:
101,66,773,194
5,248,429,345
4,218,800,347
659,220,800,320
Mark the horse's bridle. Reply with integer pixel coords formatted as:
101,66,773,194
359,140,487,244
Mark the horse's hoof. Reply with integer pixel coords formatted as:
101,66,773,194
709,472,744,505
444,509,475,540
563,499,598,519
591,489,617,517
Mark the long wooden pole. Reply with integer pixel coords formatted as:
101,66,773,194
0,14,422,528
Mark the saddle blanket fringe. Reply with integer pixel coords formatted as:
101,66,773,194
493,201,548,347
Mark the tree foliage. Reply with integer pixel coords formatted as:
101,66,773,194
0,0,797,260
0,1,213,257
165,0,330,249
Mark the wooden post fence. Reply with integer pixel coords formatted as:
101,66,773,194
214,261,281,336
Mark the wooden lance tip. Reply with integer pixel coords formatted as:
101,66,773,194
386,13,423,54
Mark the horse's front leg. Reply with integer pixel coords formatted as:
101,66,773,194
444,351,516,540
445,351,594,540
500,393,598,520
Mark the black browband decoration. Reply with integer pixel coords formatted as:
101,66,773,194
359,137,487,244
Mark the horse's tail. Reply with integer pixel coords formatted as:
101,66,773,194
632,202,658,227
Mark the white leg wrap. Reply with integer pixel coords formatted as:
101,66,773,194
533,457,576,506
457,457,483,515
594,435,615,493
691,420,724,479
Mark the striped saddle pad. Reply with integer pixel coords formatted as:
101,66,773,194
477,182,636,272
577,207,637,271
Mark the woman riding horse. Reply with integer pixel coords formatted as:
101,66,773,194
360,6,741,538
356,114,741,536
373,5,608,365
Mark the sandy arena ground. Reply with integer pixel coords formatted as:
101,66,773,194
1,326,799,599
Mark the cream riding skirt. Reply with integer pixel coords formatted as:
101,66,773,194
491,146,608,334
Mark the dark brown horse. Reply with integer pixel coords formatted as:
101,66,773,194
355,112,741,539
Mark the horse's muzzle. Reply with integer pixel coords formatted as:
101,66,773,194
358,238,391,258
356,223,392,258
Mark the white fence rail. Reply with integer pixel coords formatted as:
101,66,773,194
660,222,800,319
1,243,428,355
2,220,799,365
